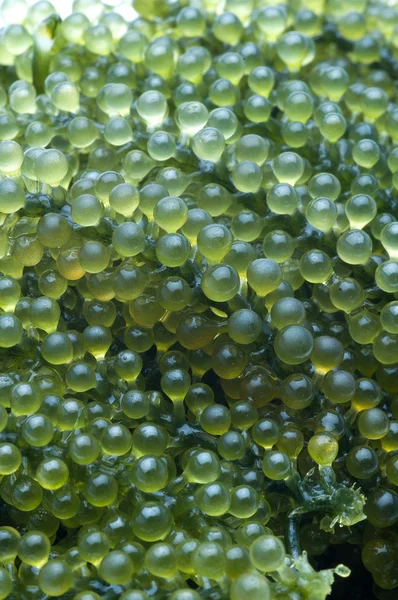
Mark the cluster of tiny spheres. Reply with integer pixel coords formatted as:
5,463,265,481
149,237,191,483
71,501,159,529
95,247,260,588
1,0,398,598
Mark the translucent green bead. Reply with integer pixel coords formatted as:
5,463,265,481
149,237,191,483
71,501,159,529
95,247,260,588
267,183,298,215
66,362,96,392
375,260,398,293
185,383,214,416
195,482,231,517
250,535,285,572
262,451,291,480
365,488,398,528
18,531,50,567
351,378,382,412
346,446,379,479
208,108,238,141
61,11,89,43
252,418,280,449
271,298,306,329
308,172,341,200
38,270,67,299
51,81,79,112
83,24,113,55
229,485,258,518
386,455,398,485
144,542,177,578
109,183,139,217
104,117,133,146
299,249,333,283
22,414,53,447
84,472,118,507
69,433,100,465
79,241,110,274
247,259,282,296
36,457,69,490
231,572,270,600
177,6,205,37
132,423,169,457
0,442,21,475
274,325,313,365
227,309,262,345
280,373,314,410
132,455,168,492
98,551,134,585
0,276,20,311
380,301,398,333
156,233,191,267
352,138,380,169
306,197,337,232
209,78,239,107
213,11,243,44
337,229,372,265
232,161,262,193
41,332,73,365
10,382,41,416
38,559,73,596
71,194,103,227
217,430,245,460
12,234,44,267
34,149,69,185
0,140,23,173
357,408,389,440
132,501,172,541
0,527,20,565
200,402,231,435
202,264,240,302
0,178,25,213
248,66,274,97
136,90,167,125
308,432,338,466
192,127,225,162
322,370,355,404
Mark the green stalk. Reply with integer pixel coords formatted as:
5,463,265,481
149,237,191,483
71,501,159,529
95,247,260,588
33,15,61,94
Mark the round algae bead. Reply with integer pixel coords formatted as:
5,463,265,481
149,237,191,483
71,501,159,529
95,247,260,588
228,309,262,344
271,298,306,329
250,535,286,572
357,408,390,440
132,502,173,542
84,473,118,507
306,197,337,231
145,543,177,578
41,332,73,365
202,264,240,302
38,560,73,597
267,183,298,215
0,313,23,348
18,531,51,567
337,230,372,265
0,178,25,213
247,259,282,296
274,325,313,365
0,443,21,475
262,451,291,480
36,458,69,490
99,551,134,585
231,573,270,600
194,482,231,516
299,249,333,283
308,432,338,466
192,127,225,162
34,149,69,185
197,224,232,261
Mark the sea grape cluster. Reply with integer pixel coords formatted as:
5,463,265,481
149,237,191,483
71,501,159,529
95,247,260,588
0,0,398,598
